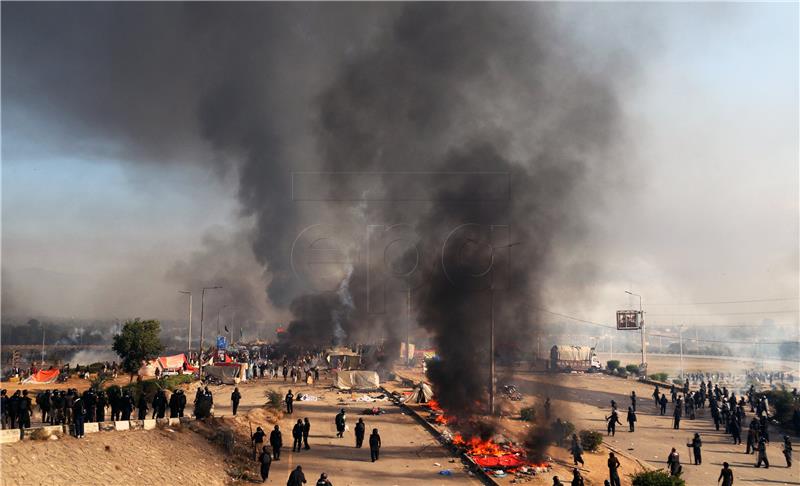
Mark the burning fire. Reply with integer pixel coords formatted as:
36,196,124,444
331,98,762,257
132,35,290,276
453,434,505,456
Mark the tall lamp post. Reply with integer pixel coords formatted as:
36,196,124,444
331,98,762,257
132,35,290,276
217,305,228,335
625,290,646,370
179,291,192,356
199,285,222,374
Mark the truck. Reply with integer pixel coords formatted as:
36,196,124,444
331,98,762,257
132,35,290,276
549,345,602,372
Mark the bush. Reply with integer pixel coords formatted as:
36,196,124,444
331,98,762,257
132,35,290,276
649,373,669,382
672,379,683,385
520,406,537,422
265,389,283,411
607,360,620,371
579,430,603,452
630,470,685,486
625,364,640,375
617,370,628,378
763,388,799,430
159,374,195,391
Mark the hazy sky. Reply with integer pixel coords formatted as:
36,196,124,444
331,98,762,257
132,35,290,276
2,3,797,330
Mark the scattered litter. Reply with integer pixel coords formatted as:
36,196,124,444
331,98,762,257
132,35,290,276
297,394,319,401
438,470,452,476
433,462,441,467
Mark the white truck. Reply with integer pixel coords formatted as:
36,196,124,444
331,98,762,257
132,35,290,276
549,345,602,372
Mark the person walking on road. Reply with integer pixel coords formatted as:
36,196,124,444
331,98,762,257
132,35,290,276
659,394,668,416
335,408,346,438
354,418,365,448
607,452,621,486
673,402,682,430
285,390,294,414
606,409,622,436
287,465,306,486
292,419,303,452
369,428,381,462
270,424,283,460
258,445,272,482
231,387,241,416
302,417,311,450
570,434,584,466
756,436,769,468
718,462,733,486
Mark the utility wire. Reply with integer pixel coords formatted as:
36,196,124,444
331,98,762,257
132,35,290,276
647,297,798,306
648,310,798,317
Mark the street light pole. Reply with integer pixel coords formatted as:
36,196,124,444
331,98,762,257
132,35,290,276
626,290,646,370
179,291,192,356
199,285,222,374
679,324,685,379
217,305,228,335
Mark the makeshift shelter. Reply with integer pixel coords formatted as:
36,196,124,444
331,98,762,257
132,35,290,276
333,370,380,390
404,382,434,403
138,353,196,377
22,369,60,384
204,363,243,384
325,347,361,370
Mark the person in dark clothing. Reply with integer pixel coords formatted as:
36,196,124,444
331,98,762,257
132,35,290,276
252,426,266,459
292,419,304,452
50,391,64,424
315,472,332,486
606,409,622,436
756,437,769,468
287,465,306,486
630,391,637,412
72,396,85,438
570,468,584,486
176,389,187,417
544,397,552,419
37,391,50,424
667,448,681,476
746,421,759,454
17,390,32,429
258,445,272,482
108,387,120,421
121,392,134,420
687,433,702,465
8,390,20,428
354,418,365,448
303,417,311,450
285,390,294,414
152,390,167,419
729,416,742,445
335,409,346,438
652,386,660,406
369,428,381,462
231,387,241,416
673,403,682,429
1,390,9,429
718,462,733,486
169,391,179,418
137,394,148,420
607,452,621,486
659,394,668,416
95,391,107,422
270,424,283,460
783,435,793,467
570,434,584,466
626,407,636,432
83,389,96,423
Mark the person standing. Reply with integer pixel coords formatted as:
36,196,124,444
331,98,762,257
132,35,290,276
607,452,621,486
667,448,681,476
570,468,584,486
746,420,759,454
96,391,107,422
252,426,266,460
652,386,660,406
659,394,668,416
270,424,282,460
335,409,346,438
137,393,148,420
755,436,769,468
292,419,304,452
72,395,85,438
285,390,294,414
630,391,637,412
354,418,365,448
687,433,702,465
673,401,682,430
626,406,636,432
717,462,733,486
302,417,311,450
231,387,241,416
121,391,134,420
287,465,306,486
570,434,584,466
730,416,742,445
783,435,793,467
176,389,187,417
369,428,381,462
258,445,272,482
315,473,332,486
606,409,622,436
17,390,32,429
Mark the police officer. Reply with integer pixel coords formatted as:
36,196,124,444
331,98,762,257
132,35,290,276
258,445,272,482
270,424,282,460
756,436,769,468
369,428,381,462
335,408,346,438
354,417,365,448
252,426,266,459
783,435,792,467
667,447,681,476
292,419,304,452
287,465,306,486
571,468,584,486
231,387,241,416
673,400,682,430
96,390,107,422
687,433,702,465
659,394,668,416
285,389,294,414
315,473,332,486
303,417,311,450
137,393,148,420
17,390,32,429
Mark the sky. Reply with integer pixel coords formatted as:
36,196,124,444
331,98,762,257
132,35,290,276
1,3,797,334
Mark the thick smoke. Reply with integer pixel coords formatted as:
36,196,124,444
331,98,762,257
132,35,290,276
5,4,629,421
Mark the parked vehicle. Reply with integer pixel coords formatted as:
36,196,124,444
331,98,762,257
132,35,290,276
549,345,602,372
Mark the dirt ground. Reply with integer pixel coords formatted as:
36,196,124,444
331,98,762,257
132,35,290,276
597,352,799,377
2,374,143,394
1,427,229,486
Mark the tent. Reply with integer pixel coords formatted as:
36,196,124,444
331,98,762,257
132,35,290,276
333,370,380,390
325,347,361,370
138,353,197,377
404,382,434,403
22,369,60,384
204,363,242,384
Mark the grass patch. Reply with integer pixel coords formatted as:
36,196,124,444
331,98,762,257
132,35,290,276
265,389,283,411
520,406,537,422
630,470,685,486
579,430,603,452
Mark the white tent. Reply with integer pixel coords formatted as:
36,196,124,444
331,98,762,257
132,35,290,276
404,382,434,403
333,370,380,390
